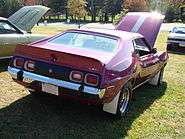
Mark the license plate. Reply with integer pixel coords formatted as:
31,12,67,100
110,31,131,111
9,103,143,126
42,83,58,95
179,44,185,47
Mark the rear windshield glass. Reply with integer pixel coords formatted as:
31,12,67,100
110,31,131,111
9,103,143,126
172,27,185,34
48,32,118,53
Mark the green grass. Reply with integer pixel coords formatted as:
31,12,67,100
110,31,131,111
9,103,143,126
0,27,185,138
32,25,77,36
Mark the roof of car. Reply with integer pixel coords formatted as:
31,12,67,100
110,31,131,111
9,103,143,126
0,17,8,21
78,28,143,41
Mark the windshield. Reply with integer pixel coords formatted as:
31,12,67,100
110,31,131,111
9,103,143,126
172,27,185,34
48,32,118,53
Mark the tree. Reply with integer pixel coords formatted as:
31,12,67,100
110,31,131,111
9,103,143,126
165,0,184,22
67,0,87,21
124,0,149,12
0,0,23,17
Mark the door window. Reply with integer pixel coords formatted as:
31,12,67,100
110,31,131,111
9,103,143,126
133,38,151,57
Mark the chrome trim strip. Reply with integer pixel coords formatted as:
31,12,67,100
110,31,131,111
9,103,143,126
8,67,101,95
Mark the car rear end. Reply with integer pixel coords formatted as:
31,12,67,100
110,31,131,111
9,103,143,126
9,46,107,104
8,30,120,104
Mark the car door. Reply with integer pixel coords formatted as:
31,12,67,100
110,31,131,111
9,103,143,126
0,20,29,59
133,38,160,85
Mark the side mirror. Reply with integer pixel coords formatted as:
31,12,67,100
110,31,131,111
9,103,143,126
152,48,157,54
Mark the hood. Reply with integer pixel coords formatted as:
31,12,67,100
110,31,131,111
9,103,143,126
116,12,164,47
8,5,50,33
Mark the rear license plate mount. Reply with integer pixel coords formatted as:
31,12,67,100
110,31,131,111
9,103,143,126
42,83,59,96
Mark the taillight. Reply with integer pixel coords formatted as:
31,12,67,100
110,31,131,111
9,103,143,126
13,58,24,68
85,74,99,86
24,60,35,71
70,71,83,82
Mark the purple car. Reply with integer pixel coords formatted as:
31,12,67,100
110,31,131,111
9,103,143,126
8,12,168,117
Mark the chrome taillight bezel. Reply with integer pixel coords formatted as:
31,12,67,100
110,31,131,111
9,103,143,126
13,58,24,69
24,60,35,72
84,73,99,86
69,71,83,83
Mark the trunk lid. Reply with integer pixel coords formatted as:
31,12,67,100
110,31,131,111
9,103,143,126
8,5,49,33
116,12,164,47
15,44,108,74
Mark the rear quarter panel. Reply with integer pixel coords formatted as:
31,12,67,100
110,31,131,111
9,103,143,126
102,40,137,102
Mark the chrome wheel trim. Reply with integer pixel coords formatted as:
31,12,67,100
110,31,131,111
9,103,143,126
119,89,130,113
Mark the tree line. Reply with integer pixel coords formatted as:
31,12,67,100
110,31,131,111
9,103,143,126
0,0,185,23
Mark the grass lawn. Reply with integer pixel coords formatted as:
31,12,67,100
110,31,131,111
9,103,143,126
0,26,184,138
32,25,77,36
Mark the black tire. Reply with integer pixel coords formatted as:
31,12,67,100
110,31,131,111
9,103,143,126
116,82,132,117
157,67,164,86
29,90,43,97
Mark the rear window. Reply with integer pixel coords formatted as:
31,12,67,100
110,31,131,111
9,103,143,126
48,32,118,53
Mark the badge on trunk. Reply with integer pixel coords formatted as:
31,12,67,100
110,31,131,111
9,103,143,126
51,54,57,62
49,68,53,74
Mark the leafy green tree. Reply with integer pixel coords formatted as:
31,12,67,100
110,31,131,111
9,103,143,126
67,0,87,21
148,1,182,22
0,0,23,17
124,0,149,12
113,9,128,25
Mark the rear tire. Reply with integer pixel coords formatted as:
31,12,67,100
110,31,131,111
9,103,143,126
158,67,164,86
29,90,43,97
116,82,132,117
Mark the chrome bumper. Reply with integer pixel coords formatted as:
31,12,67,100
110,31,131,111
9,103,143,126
8,67,105,97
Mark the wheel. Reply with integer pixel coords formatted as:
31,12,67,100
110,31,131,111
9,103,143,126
158,67,164,86
148,67,164,86
116,82,132,117
103,82,132,117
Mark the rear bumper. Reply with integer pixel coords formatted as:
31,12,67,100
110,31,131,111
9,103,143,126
8,67,105,99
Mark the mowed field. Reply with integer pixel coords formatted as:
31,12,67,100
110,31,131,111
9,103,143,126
0,26,185,138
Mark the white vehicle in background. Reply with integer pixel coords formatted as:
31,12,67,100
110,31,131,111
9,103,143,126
167,27,185,53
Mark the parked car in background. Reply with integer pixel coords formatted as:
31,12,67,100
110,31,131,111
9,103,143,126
8,12,168,117
0,5,49,60
167,27,185,53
